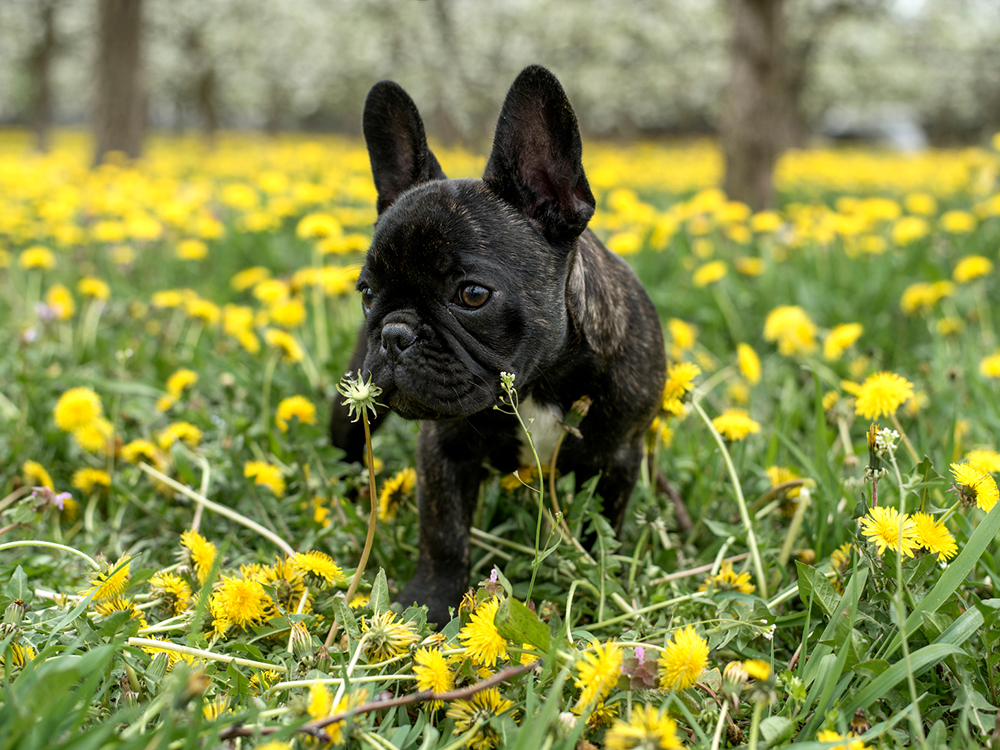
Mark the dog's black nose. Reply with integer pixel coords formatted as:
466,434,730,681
381,322,416,361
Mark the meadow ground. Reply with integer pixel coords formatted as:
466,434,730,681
2,130,1000,749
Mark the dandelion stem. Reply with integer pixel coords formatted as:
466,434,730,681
710,701,730,750
344,413,377,607
127,637,287,672
748,701,765,750
136,462,295,556
691,399,768,599
0,540,100,570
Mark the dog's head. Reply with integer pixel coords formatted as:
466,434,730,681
355,66,596,420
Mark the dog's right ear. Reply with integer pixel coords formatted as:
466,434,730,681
363,81,446,215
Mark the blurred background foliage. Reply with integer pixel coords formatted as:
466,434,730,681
1,0,998,150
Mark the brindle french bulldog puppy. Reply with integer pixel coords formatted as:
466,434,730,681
330,65,665,626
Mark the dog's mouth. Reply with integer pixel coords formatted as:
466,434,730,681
370,363,500,421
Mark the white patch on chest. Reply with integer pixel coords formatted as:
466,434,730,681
517,396,565,467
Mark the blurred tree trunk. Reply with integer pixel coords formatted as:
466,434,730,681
93,0,144,165
29,0,57,153
721,0,785,211
184,29,218,147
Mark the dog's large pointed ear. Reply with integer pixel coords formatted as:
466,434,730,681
483,66,595,245
363,81,446,215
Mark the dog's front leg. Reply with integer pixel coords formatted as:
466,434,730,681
394,421,483,627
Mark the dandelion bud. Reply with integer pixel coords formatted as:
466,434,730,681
4,599,25,628
722,660,749,695
146,652,169,684
556,711,578,738
290,622,314,659
314,646,331,673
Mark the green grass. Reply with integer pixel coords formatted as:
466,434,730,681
1,133,1000,748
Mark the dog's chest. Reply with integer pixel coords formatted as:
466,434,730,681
516,396,564,467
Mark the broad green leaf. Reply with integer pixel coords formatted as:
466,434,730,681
760,715,794,747
883,499,1000,659
852,659,890,680
843,643,965,715
5,566,31,604
495,597,551,653
370,568,390,618
795,562,840,619
331,594,361,640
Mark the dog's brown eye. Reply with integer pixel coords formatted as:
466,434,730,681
457,284,490,308
360,286,374,310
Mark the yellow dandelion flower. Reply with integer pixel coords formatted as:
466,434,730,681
711,408,760,441
307,680,333,719
735,256,764,275
297,212,343,240
244,460,286,496
964,449,1000,475
157,421,203,449
73,416,114,454
693,260,727,287
275,395,317,432
0,643,37,669
362,610,420,661
667,318,697,352
736,343,761,384
573,640,623,713
176,239,208,261
71,467,111,494
699,560,755,594
230,266,271,292
121,439,163,466
830,542,854,575
951,462,999,512
184,297,220,325
413,647,455,709
658,624,709,691
209,574,273,636
661,361,701,415
83,555,133,602
54,386,103,432
180,529,218,584
268,298,307,329
911,512,957,561
149,571,193,615
292,550,344,587
766,465,803,499
860,506,920,557
378,467,417,522
763,305,817,356
854,371,914,420
19,245,56,270
458,597,507,667
261,557,309,612
202,695,230,721
980,353,1000,379
604,704,684,750
22,460,54,489
264,328,304,362
941,210,976,234
94,596,147,628
45,284,75,319
954,255,993,283
816,729,870,750
824,323,863,362
744,659,771,681
78,277,111,300
165,368,198,397
446,688,515,750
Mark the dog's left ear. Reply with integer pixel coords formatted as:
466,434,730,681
364,80,447,215
483,65,595,246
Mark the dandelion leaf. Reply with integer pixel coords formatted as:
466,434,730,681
6,566,32,605
494,597,551,653
370,568,391,618
331,594,361,640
